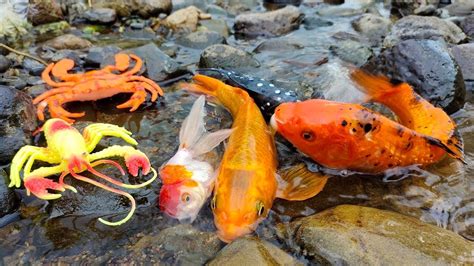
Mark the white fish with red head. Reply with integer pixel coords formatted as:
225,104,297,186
158,95,233,222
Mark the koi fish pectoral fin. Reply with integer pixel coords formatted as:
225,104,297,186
276,163,329,201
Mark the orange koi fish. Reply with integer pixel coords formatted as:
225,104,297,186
270,69,464,174
182,75,328,242
159,95,233,222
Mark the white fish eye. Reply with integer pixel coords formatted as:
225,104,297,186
181,192,191,203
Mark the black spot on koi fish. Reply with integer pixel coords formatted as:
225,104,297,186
341,120,348,127
196,68,298,121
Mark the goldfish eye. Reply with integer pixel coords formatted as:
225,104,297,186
301,130,315,141
181,192,191,203
211,197,216,210
256,201,265,216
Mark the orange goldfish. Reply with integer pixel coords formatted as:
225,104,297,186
159,95,233,222
270,69,464,174
182,75,328,242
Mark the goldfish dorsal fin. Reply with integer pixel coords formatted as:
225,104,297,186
276,163,329,201
179,95,207,149
192,128,234,156
350,69,401,102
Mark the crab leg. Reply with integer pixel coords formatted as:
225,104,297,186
9,146,59,188
116,88,147,112
41,63,75,87
126,76,164,96
23,148,60,176
120,54,142,76
83,124,138,152
33,86,72,104
24,164,67,200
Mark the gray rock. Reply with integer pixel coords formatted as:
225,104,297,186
91,0,172,18
439,1,474,17
0,55,11,73
254,39,304,53
199,19,230,38
208,236,303,266
0,86,37,164
363,39,466,114
390,0,439,17
451,43,474,95
383,15,467,47
234,5,304,38
85,45,121,66
127,224,222,264
42,34,93,50
0,169,19,218
206,4,228,15
329,39,373,66
22,58,45,76
278,205,474,265
413,4,437,15
303,17,333,30
83,8,117,24
199,44,260,69
164,6,210,33
124,42,180,81
27,0,63,26
352,14,392,45
460,14,474,40
177,30,225,49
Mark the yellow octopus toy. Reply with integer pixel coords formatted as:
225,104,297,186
9,118,157,226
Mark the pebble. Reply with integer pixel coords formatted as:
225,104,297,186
199,44,260,69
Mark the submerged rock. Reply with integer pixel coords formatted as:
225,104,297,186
83,8,117,24
164,6,211,33
0,55,11,73
27,0,64,26
22,58,45,76
85,45,121,66
0,86,37,164
329,39,373,66
42,34,93,50
208,236,302,265
128,224,222,264
363,39,466,114
390,0,439,17
279,205,474,265
460,14,474,40
199,44,260,69
199,19,230,38
176,30,226,49
383,15,467,47
352,14,392,45
0,169,19,218
234,5,304,38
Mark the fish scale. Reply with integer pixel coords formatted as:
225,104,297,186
197,68,298,120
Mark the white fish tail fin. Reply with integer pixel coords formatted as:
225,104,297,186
192,128,234,156
179,95,207,149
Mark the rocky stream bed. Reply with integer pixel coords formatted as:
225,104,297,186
0,0,474,264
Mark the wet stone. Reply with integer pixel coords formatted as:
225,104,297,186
91,0,172,18
199,19,230,38
390,0,439,17
176,31,226,49
278,205,474,265
451,43,474,95
363,39,466,114
383,15,467,48
208,236,303,266
83,8,117,24
85,46,121,66
0,86,37,164
234,5,304,38
303,17,333,30
0,55,11,73
42,34,93,50
27,0,64,26
164,6,210,33
0,169,19,218
352,14,392,45
127,224,222,264
329,39,373,66
199,44,260,69
254,39,304,53
22,58,45,76
460,14,474,40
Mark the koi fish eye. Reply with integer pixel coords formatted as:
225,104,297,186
210,197,216,210
256,201,265,216
181,192,191,203
301,130,315,141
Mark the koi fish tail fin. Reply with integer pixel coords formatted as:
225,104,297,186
179,95,233,154
426,134,465,164
350,69,406,104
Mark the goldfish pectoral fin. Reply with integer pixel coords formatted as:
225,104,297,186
192,128,234,155
179,95,207,149
276,163,329,201
425,135,466,164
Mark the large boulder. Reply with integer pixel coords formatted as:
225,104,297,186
27,0,64,26
0,86,37,164
234,5,304,38
199,44,260,69
0,169,19,218
164,6,211,33
279,205,474,265
363,39,466,114
451,43,474,95
91,0,172,18
383,15,467,48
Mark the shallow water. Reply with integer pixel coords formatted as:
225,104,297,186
1,0,473,262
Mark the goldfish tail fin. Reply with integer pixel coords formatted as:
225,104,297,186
425,135,465,164
178,95,233,154
276,163,328,201
350,69,405,102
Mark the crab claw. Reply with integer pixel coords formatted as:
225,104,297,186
124,150,151,176
24,176,65,200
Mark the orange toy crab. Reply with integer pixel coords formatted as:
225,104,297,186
34,53,164,123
